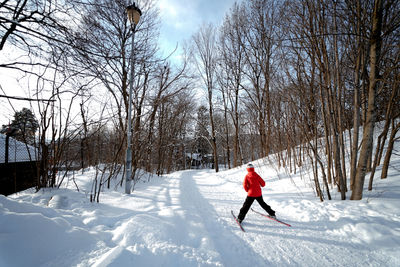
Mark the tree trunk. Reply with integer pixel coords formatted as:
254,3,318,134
381,120,400,179
351,0,383,200
222,89,231,169
368,87,396,189
209,96,219,172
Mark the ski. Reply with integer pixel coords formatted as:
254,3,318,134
231,210,245,232
251,208,291,227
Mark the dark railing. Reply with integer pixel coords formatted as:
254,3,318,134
1,133,38,195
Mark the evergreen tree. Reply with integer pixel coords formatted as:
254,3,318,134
1,108,39,145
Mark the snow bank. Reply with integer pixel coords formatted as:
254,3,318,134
0,194,97,267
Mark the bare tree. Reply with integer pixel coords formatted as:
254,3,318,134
351,0,384,200
0,0,68,51
144,58,193,172
218,3,247,167
192,23,219,172
65,0,163,185
347,0,367,191
242,0,281,159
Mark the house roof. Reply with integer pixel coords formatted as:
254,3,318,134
0,134,39,163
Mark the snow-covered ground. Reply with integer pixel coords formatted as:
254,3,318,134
1,144,400,266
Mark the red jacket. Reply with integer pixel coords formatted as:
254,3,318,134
243,168,265,197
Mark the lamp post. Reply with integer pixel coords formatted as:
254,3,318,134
125,3,142,194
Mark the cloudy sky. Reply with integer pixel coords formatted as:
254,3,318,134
156,0,239,59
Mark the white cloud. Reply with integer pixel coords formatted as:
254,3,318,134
156,0,239,63
158,0,179,18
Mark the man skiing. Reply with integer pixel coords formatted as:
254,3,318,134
237,163,275,224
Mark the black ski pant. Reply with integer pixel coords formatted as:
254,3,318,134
238,196,275,221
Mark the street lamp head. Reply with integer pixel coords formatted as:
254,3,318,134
126,3,142,25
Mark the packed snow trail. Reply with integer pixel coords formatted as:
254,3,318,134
90,169,398,267
91,170,267,267
1,166,400,266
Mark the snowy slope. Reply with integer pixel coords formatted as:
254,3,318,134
1,140,400,266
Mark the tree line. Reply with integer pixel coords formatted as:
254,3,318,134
1,0,399,201
191,0,400,201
